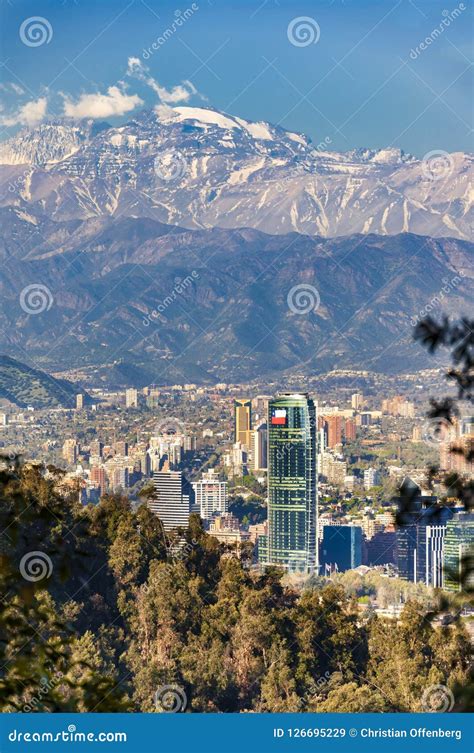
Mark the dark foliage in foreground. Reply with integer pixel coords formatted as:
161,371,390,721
0,460,472,713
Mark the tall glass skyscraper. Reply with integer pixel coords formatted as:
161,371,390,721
443,512,474,592
262,393,317,574
395,480,452,588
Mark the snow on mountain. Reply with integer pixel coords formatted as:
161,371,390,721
0,106,471,240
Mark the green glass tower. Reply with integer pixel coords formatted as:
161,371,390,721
262,393,317,573
443,512,474,592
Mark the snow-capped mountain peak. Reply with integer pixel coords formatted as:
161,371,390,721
0,105,471,240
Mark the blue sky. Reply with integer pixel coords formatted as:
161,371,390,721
0,0,472,155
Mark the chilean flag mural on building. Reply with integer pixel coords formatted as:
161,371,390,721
271,408,287,426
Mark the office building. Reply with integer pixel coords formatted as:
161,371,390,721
234,399,252,449
192,468,228,521
396,479,452,586
443,512,474,592
250,422,268,471
366,529,397,566
262,393,317,574
321,525,362,572
150,470,193,531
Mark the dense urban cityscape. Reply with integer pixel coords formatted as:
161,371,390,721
2,372,472,604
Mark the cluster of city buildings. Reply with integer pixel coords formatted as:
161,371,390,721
3,380,472,593
144,391,473,592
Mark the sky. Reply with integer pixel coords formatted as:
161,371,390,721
0,0,472,156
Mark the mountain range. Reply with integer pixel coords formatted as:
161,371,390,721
0,106,472,240
0,105,472,386
0,211,472,385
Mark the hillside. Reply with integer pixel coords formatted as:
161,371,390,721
0,355,83,408
0,219,472,385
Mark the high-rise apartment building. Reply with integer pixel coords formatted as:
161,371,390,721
112,467,129,491
89,440,103,458
90,465,107,497
76,394,84,410
250,422,268,471
150,470,194,531
234,399,252,449
323,416,343,448
351,393,363,410
125,388,138,408
114,440,129,457
364,467,380,490
344,418,357,442
262,393,317,574
382,396,415,417
62,439,79,465
192,469,228,521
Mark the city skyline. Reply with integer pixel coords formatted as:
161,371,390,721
0,0,472,731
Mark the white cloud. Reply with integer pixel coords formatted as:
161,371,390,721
126,57,197,104
0,82,25,95
63,85,143,119
10,83,25,96
0,96,48,127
